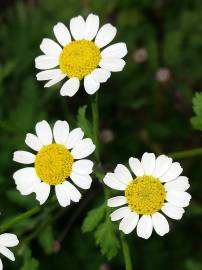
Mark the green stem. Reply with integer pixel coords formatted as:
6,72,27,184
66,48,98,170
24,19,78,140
0,196,57,233
0,206,41,233
120,233,133,270
169,147,202,159
91,94,133,270
91,93,100,163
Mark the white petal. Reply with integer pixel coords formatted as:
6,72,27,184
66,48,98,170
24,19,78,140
119,212,139,234
35,182,50,205
13,168,40,195
71,138,95,159
40,38,62,56
141,153,156,175
35,120,52,145
91,68,111,83
99,58,125,72
35,55,58,70
53,22,71,46
72,159,93,175
152,212,169,236
25,133,43,151
36,69,62,81
107,196,127,207
84,14,99,40
164,176,190,192
55,184,70,207
152,155,173,178
114,164,133,185
62,181,81,202
161,202,185,220
0,259,2,270
129,157,144,176
13,151,35,164
103,173,126,191
95,23,117,48
160,162,183,182
60,78,80,97
44,74,66,88
70,15,85,40
137,215,153,239
65,128,84,149
0,234,19,248
101,43,127,58
166,191,191,207
110,207,131,221
84,74,100,95
0,245,15,261
53,120,69,144
70,172,92,189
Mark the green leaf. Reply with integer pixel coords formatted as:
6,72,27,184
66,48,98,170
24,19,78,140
191,92,202,131
94,220,120,260
192,92,202,117
21,257,39,270
82,204,105,233
20,247,39,270
38,225,54,255
191,117,202,131
77,105,93,139
184,259,202,270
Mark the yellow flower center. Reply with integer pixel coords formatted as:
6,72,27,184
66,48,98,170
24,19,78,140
125,175,166,215
59,39,101,80
35,144,74,185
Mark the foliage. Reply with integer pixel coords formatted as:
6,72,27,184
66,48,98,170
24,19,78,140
20,247,39,270
77,105,93,139
82,204,120,259
0,0,202,269
82,204,106,233
38,226,54,255
190,92,202,131
94,220,120,260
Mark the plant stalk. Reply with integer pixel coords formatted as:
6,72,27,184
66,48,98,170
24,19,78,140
120,233,133,270
91,93,100,163
0,206,40,233
169,147,202,159
91,94,133,270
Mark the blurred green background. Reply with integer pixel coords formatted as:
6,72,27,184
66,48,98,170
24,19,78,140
0,0,202,269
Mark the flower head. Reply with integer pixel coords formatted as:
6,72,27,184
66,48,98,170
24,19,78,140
0,233,19,268
103,153,191,239
35,14,127,96
13,120,95,207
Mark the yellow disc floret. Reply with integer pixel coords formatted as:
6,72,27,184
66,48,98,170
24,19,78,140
125,175,166,215
59,39,101,80
35,144,74,185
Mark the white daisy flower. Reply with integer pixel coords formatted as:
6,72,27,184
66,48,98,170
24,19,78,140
35,13,127,96
0,233,19,269
13,120,95,207
103,153,191,239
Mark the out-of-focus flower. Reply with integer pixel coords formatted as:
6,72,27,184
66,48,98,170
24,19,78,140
155,67,171,83
99,263,112,270
133,48,148,63
13,120,95,207
35,14,127,97
53,240,61,253
104,152,191,239
100,129,114,144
